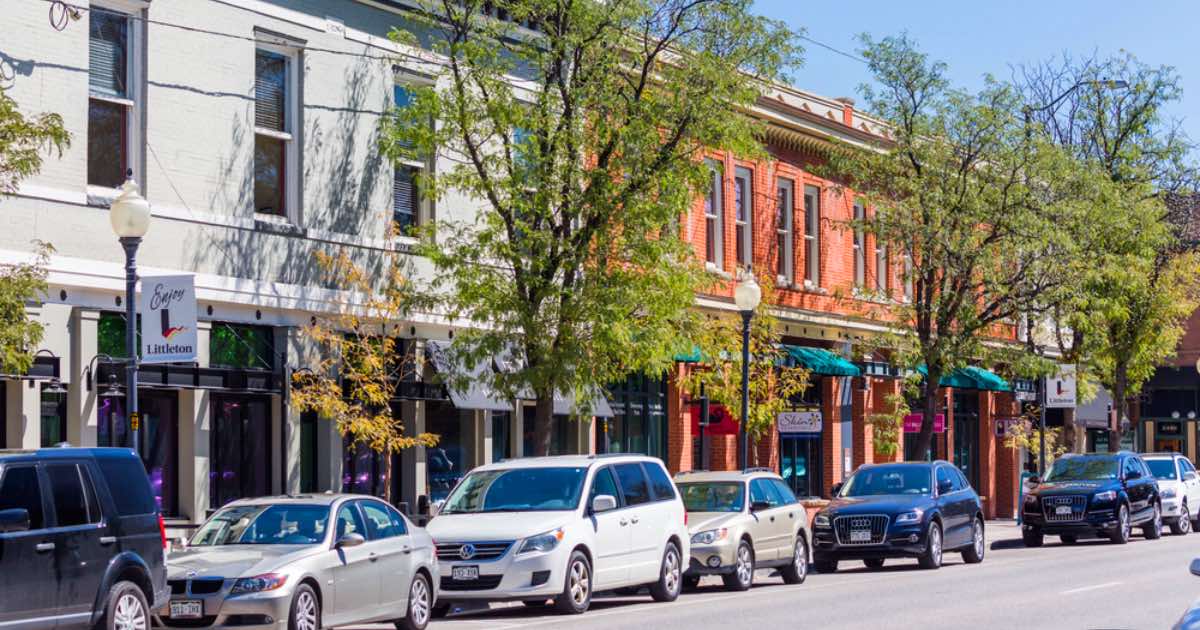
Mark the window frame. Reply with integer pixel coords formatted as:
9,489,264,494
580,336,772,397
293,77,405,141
613,462,652,507
733,166,753,269
852,201,865,288
87,2,145,193
803,185,820,287
46,462,103,529
776,177,794,284
874,236,888,294
253,42,301,223
391,76,434,239
0,464,48,532
703,160,724,269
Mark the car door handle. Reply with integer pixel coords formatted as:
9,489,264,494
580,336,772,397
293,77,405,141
619,518,628,526
369,552,379,562
631,516,640,524
769,516,776,522
35,542,55,553
402,546,412,555
99,536,117,546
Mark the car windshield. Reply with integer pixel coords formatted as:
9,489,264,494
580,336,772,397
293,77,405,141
1146,459,1178,481
190,504,329,546
678,482,745,513
839,466,930,497
440,467,587,514
1044,457,1119,482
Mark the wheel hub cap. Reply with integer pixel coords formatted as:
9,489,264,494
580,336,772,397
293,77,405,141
664,548,680,594
114,594,146,630
296,592,317,630
570,560,590,605
737,546,752,584
411,579,429,626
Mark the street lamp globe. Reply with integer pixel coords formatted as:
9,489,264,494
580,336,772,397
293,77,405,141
109,177,151,239
733,268,761,313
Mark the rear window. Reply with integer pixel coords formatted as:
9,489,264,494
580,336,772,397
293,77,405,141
1146,459,1178,480
97,457,156,516
643,462,676,501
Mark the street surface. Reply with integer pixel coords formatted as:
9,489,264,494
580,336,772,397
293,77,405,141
351,522,1200,630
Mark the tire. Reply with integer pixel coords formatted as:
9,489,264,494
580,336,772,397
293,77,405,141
780,536,808,585
1143,502,1163,540
100,580,149,630
682,575,701,591
814,559,838,574
1060,535,1077,545
1022,528,1044,548
962,518,985,564
288,583,320,630
917,521,943,570
862,558,885,570
649,542,683,602
1109,503,1131,545
394,573,431,630
721,540,754,591
1171,502,1192,535
431,602,451,619
554,550,593,614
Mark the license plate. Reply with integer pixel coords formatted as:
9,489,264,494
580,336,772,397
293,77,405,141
1056,505,1073,515
169,600,203,619
850,529,872,543
452,565,479,581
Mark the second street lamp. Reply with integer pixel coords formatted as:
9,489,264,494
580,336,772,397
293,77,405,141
110,174,152,456
733,268,762,470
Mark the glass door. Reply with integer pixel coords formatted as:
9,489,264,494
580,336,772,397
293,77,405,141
779,436,822,498
210,395,272,509
952,393,980,489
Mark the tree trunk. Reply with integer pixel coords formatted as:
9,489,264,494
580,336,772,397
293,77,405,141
1111,363,1128,454
532,393,555,456
915,377,938,461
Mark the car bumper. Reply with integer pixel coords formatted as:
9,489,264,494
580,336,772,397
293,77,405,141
1163,498,1184,519
437,544,567,602
156,589,292,629
811,524,928,560
1022,506,1120,534
685,541,738,575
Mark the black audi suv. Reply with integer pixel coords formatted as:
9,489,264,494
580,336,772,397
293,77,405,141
811,461,985,572
1021,451,1162,546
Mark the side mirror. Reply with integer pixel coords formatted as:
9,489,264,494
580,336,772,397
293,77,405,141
0,508,30,534
1191,558,1200,577
335,533,365,549
591,494,617,514
830,482,843,497
1125,469,1141,481
750,501,771,513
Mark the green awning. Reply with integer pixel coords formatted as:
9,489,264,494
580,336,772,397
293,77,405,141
918,365,1010,392
783,346,862,377
674,345,703,363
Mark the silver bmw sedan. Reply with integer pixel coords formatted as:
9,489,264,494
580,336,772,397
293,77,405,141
157,494,437,630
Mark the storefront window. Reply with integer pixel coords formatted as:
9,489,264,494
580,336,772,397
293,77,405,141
97,312,141,358
491,411,511,462
299,411,318,493
210,323,274,369
426,401,464,502
40,385,67,447
780,382,823,497
98,391,179,515
606,373,668,460
342,438,396,499
210,395,271,509
952,392,980,489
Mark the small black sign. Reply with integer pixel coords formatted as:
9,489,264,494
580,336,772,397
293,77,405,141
1159,421,1183,436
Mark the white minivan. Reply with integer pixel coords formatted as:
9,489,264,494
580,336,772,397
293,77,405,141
426,454,690,615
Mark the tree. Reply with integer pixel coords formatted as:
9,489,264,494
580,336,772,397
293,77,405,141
0,87,69,195
824,35,1093,458
290,250,437,502
680,270,809,463
385,0,799,454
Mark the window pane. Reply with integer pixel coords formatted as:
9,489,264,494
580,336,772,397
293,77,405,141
88,99,127,188
97,456,156,516
614,463,650,506
335,504,365,538
0,466,44,529
47,464,92,527
360,501,398,540
254,135,285,216
589,467,620,504
643,462,676,501
89,11,128,98
40,388,67,448
705,219,717,264
394,166,418,233
254,50,288,132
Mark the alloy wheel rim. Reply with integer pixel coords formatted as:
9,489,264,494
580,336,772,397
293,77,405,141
569,559,590,605
410,578,430,626
295,591,317,630
737,544,753,585
1121,506,1130,540
794,540,807,577
1154,504,1162,530
113,594,146,630
973,521,984,556
930,526,942,565
664,547,681,594
1183,506,1192,533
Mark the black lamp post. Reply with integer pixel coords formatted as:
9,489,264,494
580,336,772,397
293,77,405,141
733,268,761,470
109,174,152,456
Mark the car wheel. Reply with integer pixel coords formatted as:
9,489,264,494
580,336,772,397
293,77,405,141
917,521,943,570
288,583,320,630
814,559,838,574
1060,534,1077,545
1171,502,1192,535
721,540,754,591
962,517,985,564
682,575,701,591
394,573,431,630
1143,502,1163,540
780,536,808,585
1022,527,1043,547
863,558,885,570
1109,503,1131,544
649,541,683,602
554,550,593,614
101,580,149,630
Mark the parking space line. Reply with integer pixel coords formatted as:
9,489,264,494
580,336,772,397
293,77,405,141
1061,581,1122,595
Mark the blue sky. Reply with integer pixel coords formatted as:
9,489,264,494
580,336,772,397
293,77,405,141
753,0,1198,141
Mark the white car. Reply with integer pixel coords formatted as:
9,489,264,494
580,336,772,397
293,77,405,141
1144,453,1200,535
426,454,690,615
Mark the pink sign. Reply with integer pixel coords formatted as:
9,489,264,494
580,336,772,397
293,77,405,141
903,413,945,434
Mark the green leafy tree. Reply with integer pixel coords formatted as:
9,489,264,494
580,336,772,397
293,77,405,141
1,87,69,195
385,0,799,454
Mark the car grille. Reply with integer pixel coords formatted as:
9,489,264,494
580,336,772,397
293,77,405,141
168,578,225,596
436,541,514,562
1042,496,1087,522
833,514,889,545
441,575,504,591
168,580,186,595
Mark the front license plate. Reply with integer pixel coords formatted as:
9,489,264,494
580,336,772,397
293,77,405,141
169,600,203,619
1056,505,1073,515
850,529,872,543
452,565,479,581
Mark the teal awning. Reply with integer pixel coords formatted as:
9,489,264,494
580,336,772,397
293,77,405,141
783,346,862,377
918,365,1010,392
674,345,703,363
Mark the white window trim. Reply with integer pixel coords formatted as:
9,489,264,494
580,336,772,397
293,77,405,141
875,240,888,293
703,160,724,269
253,42,301,224
734,166,753,269
88,2,145,190
804,185,820,287
776,178,794,285
391,74,436,240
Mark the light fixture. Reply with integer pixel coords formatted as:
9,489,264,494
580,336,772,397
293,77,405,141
109,175,152,238
733,267,762,313
43,377,67,395
1189,411,1197,420
99,373,124,399
1172,411,1181,420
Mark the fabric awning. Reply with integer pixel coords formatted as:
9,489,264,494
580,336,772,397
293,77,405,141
674,345,703,363
783,345,862,377
425,340,514,412
918,365,1011,392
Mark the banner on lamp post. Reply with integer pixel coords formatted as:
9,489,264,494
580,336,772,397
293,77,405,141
139,275,198,364
1044,364,1077,409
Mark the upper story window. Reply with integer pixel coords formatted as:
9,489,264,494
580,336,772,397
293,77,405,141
254,46,299,219
853,201,865,288
703,161,723,268
88,6,141,189
776,178,794,283
875,236,888,293
903,253,914,302
734,167,753,269
392,84,423,236
803,185,820,287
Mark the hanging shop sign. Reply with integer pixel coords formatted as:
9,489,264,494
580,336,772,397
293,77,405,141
903,413,945,434
994,417,1021,437
778,410,822,434
1044,364,1077,409
140,275,198,364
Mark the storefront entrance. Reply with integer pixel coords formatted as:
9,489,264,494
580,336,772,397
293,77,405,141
952,392,980,490
209,395,271,509
1155,420,1186,453
98,390,179,515
427,401,465,502
780,435,822,498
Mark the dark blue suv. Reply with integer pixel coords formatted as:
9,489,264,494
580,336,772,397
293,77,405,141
0,448,168,629
1021,452,1162,546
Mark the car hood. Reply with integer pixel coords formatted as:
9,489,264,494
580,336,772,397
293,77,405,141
687,512,745,533
168,545,318,579
1032,480,1113,496
823,495,933,515
427,512,572,541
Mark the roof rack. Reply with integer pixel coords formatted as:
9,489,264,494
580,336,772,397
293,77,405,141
743,467,774,474
588,452,655,459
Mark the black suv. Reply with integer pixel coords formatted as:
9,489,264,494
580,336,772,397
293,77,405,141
0,448,168,629
1021,452,1162,546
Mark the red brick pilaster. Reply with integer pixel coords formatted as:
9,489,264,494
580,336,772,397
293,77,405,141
711,435,738,471
978,391,997,519
851,379,872,470
821,377,843,496
665,365,692,475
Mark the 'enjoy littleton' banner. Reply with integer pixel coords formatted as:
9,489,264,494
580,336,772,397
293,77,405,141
139,275,198,364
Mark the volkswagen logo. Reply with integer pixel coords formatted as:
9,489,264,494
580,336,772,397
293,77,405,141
186,570,198,578
851,519,871,528
459,544,476,560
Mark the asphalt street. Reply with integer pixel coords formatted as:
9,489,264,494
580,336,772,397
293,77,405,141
351,521,1200,630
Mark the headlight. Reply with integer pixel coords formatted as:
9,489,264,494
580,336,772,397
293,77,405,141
518,528,564,555
1161,487,1177,499
894,509,924,525
1093,490,1117,502
814,514,830,528
690,528,729,545
230,573,287,596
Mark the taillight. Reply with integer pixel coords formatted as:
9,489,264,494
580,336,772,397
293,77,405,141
684,511,688,526
159,514,168,550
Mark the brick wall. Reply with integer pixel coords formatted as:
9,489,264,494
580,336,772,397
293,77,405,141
821,377,843,495
851,381,873,470
666,365,693,473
